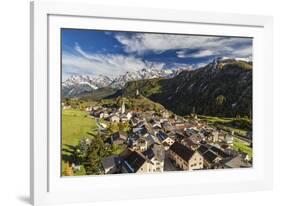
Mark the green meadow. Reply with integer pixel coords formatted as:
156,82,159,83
199,115,253,160
62,109,97,175
233,137,253,160
198,115,251,137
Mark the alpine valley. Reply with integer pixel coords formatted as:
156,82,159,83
62,58,252,118
61,29,254,177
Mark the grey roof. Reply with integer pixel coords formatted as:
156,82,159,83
197,145,209,154
101,155,118,170
182,138,198,148
161,122,173,131
202,150,218,163
143,134,158,147
111,131,128,144
122,151,146,173
174,131,185,140
209,146,229,158
156,131,169,142
223,155,252,168
170,142,195,162
198,144,229,159
143,144,165,161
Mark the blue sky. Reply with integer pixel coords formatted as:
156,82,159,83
62,29,252,80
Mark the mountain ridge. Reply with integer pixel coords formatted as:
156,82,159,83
121,58,252,117
62,68,183,97
62,57,252,118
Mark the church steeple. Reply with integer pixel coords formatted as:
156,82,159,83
121,100,126,114
135,80,140,98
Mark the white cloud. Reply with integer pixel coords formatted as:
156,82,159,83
177,49,215,58
62,44,166,79
165,62,207,70
177,45,252,59
62,37,249,80
176,50,188,58
115,33,218,54
231,46,252,57
114,33,252,59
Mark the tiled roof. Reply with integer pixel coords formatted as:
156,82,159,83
143,144,165,161
198,145,225,163
210,146,229,158
101,155,118,170
123,151,146,173
202,150,218,163
156,131,168,142
170,142,195,162
223,155,251,168
197,145,209,154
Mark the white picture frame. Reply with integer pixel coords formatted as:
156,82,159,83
30,0,273,205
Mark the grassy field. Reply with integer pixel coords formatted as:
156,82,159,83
198,115,251,125
199,115,253,160
62,109,97,175
198,115,233,123
198,115,251,137
233,137,253,160
62,109,97,146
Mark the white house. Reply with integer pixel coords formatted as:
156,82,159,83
103,112,109,119
210,131,219,142
99,112,104,119
126,112,133,120
110,115,120,123
169,142,204,171
85,106,92,112
162,111,170,119
142,144,165,172
63,105,71,110
225,134,234,145
121,151,150,173
156,131,175,150
130,137,148,152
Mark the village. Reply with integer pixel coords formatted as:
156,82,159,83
63,90,251,175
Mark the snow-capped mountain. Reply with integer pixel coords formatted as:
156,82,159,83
62,68,182,97
109,68,180,88
62,57,251,98
62,74,113,97
209,56,252,71
120,58,252,117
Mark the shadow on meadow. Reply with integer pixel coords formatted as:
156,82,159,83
62,144,79,164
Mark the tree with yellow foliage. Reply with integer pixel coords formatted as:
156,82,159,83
110,122,119,133
64,162,74,176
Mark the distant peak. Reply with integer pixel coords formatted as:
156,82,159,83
212,56,232,64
